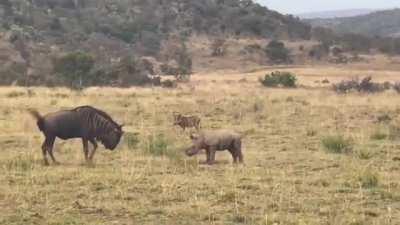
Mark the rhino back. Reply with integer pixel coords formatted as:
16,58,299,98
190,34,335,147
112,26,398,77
202,130,241,148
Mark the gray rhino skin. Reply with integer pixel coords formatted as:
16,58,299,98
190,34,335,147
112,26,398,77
185,130,243,165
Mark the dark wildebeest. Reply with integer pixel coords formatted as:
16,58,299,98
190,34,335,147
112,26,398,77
185,130,243,165
173,113,201,130
29,105,124,165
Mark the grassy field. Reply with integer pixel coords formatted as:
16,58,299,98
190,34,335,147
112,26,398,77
1,65,400,224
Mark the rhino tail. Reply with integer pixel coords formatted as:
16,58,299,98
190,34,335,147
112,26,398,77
28,109,45,131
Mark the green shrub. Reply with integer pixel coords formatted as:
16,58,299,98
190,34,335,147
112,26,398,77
259,71,297,88
321,135,353,154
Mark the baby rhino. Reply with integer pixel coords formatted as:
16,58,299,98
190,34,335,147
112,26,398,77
185,130,243,165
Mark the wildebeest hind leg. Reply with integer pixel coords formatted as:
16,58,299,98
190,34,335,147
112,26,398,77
41,139,49,166
88,138,98,161
46,136,58,164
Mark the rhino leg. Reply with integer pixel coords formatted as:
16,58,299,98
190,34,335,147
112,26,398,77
235,139,243,163
229,149,238,163
207,147,216,165
88,138,98,161
205,149,211,163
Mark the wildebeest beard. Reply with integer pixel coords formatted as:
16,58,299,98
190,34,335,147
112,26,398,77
97,130,122,150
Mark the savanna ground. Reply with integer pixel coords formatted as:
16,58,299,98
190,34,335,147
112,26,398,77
2,64,400,225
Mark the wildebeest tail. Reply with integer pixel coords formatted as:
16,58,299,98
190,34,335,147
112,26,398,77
28,109,45,131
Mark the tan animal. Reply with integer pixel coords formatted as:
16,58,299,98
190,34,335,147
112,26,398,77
173,113,201,130
185,129,243,165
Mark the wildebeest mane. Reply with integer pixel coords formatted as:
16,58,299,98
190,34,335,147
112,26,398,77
73,105,121,128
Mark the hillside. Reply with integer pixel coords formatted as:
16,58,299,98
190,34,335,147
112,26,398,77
0,0,311,87
297,9,377,19
307,9,400,37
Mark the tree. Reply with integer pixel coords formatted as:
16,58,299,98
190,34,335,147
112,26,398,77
53,52,94,89
265,40,291,64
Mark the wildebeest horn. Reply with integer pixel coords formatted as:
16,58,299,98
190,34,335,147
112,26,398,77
119,124,125,128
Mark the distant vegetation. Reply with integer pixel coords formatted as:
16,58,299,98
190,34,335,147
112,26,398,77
0,0,311,87
311,26,400,55
307,9,400,38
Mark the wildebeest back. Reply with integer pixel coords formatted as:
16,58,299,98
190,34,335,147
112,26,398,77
42,111,83,140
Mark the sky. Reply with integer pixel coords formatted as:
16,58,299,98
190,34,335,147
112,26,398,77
256,0,400,14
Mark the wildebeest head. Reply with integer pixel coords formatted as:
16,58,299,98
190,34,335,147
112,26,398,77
185,133,203,156
99,124,124,150
173,113,182,125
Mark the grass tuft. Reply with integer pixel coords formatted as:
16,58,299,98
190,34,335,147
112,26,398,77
321,135,353,154
358,170,379,189
356,149,374,160
143,133,183,161
125,132,140,150
370,130,387,140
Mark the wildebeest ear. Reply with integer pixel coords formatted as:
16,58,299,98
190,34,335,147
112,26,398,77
119,124,125,129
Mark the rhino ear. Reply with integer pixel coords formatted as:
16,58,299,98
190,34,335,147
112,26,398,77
190,133,199,140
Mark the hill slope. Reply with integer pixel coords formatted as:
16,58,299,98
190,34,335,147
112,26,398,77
0,0,311,86
298,9,377,19
0,0,310,42
307,9,400,37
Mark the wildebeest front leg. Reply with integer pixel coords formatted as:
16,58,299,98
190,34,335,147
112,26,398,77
46,136,58,164
88,138,98,161
82,138,89,162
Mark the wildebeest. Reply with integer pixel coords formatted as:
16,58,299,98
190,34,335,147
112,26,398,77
29,105,124,165
173,113,201,130
185,129,243,165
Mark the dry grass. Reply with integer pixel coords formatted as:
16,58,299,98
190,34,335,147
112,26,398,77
1,66,400,224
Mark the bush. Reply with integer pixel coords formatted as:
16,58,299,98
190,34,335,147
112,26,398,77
333,76,388,94
53,52,94,89
321,135,352,154
161,79,177,88
210,38,227,57
394,82,400,93
265,40,291,64
259,71,297,88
